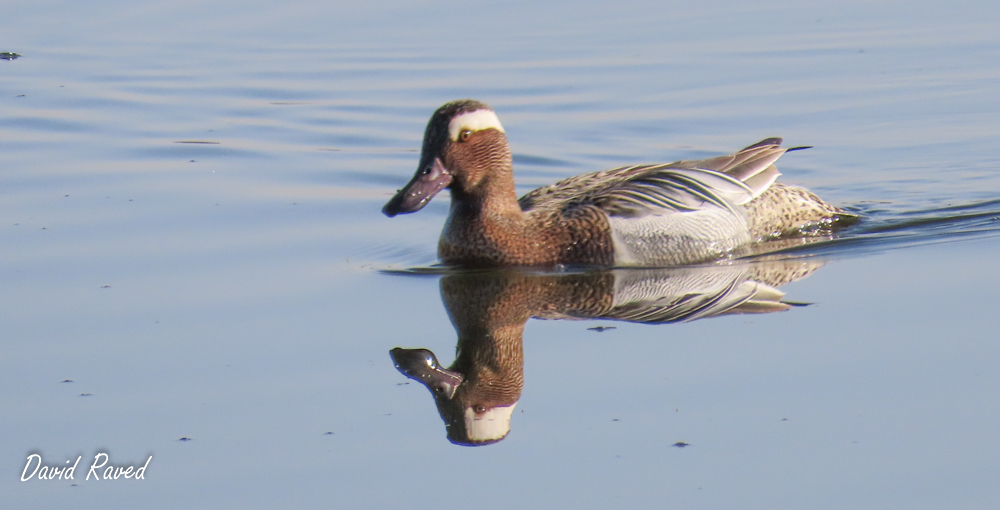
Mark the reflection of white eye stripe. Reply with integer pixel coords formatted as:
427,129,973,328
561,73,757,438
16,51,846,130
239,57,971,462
464,403,516,442
448,110,505,141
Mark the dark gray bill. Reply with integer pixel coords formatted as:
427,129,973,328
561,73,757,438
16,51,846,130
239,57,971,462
382,157,452,217
390,347,463,399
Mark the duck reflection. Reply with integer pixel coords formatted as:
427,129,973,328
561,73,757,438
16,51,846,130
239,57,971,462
390,258,824,446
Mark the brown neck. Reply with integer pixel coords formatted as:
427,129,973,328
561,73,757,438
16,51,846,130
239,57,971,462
450,165,521,217
442,273,529,404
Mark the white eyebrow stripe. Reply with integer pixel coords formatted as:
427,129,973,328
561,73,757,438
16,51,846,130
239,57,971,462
448,109,505,141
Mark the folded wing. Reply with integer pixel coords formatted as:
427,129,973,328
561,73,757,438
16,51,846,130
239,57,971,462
518,138,790,218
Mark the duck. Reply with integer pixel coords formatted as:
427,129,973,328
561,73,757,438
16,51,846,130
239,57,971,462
382,99,856,267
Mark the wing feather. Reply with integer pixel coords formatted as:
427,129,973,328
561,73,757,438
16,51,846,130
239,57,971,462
518,138,795,216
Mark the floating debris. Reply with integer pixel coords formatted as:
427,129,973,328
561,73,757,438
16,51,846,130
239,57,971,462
178,437,192,441
1,52,20,60
587,326,616,332
61,379,73,383
174,141,219,144
672,441,690,448
79,393,92,397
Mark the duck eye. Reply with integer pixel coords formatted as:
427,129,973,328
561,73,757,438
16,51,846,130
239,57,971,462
474,405,487,414
458,130,472,142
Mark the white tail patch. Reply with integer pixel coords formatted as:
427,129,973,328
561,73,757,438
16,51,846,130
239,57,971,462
449,109,505,141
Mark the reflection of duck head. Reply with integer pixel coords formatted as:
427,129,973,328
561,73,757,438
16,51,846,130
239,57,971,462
390,259,825,446
392,272,535,445
391,273,530,446
391,346,519,446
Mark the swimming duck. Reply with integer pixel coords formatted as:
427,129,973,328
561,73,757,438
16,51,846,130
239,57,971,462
383,99,856,267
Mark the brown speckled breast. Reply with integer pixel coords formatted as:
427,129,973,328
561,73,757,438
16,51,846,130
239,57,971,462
439,204,615,267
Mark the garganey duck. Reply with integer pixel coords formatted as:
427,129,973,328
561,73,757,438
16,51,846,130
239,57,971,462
383,99,856,267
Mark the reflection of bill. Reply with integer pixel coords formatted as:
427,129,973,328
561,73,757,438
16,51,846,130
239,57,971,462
390,260,825,446
21,452,152,481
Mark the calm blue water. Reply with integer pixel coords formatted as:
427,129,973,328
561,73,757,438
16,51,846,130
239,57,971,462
3,0,1000,508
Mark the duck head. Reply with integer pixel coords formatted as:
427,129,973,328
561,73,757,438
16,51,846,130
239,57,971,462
382,99,511,217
